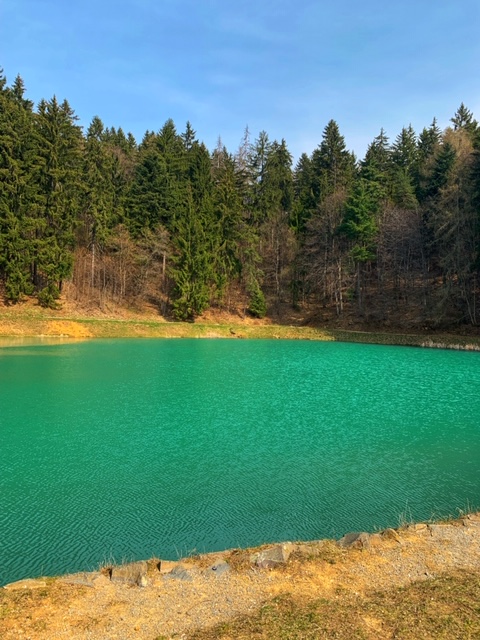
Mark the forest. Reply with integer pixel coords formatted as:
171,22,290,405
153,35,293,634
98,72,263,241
1,66,479,328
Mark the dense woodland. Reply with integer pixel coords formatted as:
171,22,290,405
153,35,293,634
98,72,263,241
1,67,480,327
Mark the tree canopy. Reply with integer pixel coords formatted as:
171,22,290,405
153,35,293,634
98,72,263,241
1,66,479,327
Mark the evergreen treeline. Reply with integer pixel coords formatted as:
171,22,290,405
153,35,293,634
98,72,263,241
1,67,480,326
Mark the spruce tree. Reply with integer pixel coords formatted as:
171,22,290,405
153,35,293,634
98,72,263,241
32,97,83,306
339,178,380,312
211,145,245,300
311,120,356,203
292,153,315,232
390,126,419,209
248,130,271,224
170,138,216,319
80,116,118,291
416,119,442,203
361,129,390,185
0,72,37,301
451,103,478,137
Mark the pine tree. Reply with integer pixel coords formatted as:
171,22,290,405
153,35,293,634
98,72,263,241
127,133,169,234
339,178,380,312
127,120,188,234
451,103,478,137
417,119,441,162
211,145,246,300
311,120,356,203
32,97,83,306
170,187,212,320
248,130,271,224
291,153,315,232
181,121,196,151
390,125,419,209
423,141,456,201
263,139,293,216
79,116,118,292
0,72,37,301
170,139,217,320
256,140,295,304
361,129,390,185
416,119,442,203
390,125,418,172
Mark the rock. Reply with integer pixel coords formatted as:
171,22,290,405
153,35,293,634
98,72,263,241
92,574,112,588
146,558,162,572
338,532,370,549
3,578,47,591
382,528,401,543
207,561,230,577
368,533,384,548
165,564,198,581
159,560,179,575
110,561,148,587
409,523,428,532
293,543,322,558
251,544,292,569
59,571,102,587
293,540,337,558
427,524,447,537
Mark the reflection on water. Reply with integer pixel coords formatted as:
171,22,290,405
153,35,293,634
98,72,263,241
0,336,87,349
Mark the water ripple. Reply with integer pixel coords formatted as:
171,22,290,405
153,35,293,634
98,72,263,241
1,340,480,584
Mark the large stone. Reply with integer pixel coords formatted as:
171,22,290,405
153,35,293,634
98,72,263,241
164,564,199,581
409,523,428,532
338,532,370,549
159,560,178,575
382,528,401,543
293,540,337,558
110,561,148,587
59,571,102,587
207,561,230,577
251,544,292,569
92,574,112,588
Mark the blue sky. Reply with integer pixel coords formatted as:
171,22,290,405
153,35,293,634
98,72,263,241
1,0,479,162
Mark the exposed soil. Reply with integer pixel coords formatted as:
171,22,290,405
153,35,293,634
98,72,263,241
1,515,480,639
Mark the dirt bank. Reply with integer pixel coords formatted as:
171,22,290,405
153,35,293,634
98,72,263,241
1,514,480,639
1,300,480,348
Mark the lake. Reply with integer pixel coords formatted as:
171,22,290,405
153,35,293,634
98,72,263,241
1,338,479,585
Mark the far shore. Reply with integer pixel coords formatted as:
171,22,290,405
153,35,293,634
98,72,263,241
1,303,480,350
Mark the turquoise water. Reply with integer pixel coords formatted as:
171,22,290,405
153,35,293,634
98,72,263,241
1,339,479,585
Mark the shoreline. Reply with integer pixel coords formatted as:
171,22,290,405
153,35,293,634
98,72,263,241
2,511,478,590
1,306,480,350
2,513,480,639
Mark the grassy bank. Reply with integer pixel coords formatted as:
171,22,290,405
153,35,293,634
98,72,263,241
1,304,480,349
